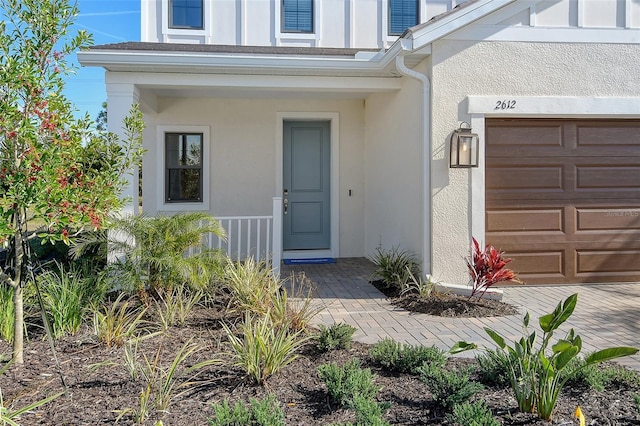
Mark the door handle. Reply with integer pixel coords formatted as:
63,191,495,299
283,189,288,215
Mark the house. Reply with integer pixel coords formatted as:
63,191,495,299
78,0,640,285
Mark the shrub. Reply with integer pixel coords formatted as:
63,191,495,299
0,284,14,343
316,323,357,352
270,272,322,332
634,393,640,412
208,395,284,426
418,364,483,412
466,237,520,299
446,401,499,426
224,258,281,316
567,357,640,392
38,265,108,338
368,246,420,294
154,285,203,331
369,338,446,374
456,293,638,420
475,349,512,388
318,359,380,408
223,312,309,384
72,213,227,296
93,293,149,347
351,394,390,426
401,272,438,299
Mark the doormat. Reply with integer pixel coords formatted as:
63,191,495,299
283,258,336,265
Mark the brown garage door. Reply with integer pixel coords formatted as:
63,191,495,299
486,119,640,284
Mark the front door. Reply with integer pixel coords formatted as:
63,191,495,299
283,120,331,250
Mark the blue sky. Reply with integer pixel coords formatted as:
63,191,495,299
64,0,141,120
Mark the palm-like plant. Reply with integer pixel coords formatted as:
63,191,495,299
71,212,226,297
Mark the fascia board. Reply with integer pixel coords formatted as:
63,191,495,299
410,0,517,49
77,48,403,76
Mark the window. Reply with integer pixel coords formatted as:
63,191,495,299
282,0,313,33
165,133,203,203
170,0,203,29
389,0,419,36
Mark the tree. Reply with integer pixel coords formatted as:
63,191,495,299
96,101,108,131
0,0,144,363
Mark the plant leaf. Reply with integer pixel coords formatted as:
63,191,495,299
585,347,639,365
484,327,506,349
449,341,478,354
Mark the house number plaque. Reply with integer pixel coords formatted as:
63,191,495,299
494,100,517,110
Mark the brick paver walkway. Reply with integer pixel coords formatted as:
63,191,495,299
282,258,640,370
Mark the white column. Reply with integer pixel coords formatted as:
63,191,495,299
106,82,140,217
271,197,283,278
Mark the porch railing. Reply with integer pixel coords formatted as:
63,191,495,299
205,197,282,276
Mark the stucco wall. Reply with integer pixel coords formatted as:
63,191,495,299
430,40,640,284
142,97,366,257
364,77,424,261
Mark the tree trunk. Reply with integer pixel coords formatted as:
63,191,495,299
12,213,24,364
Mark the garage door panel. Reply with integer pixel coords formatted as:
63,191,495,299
487,208,563,233
577,250,640,274
576,208,640,231
486,118,640,284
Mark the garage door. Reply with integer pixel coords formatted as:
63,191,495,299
485,119,640,284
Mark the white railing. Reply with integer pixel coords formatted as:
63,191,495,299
206,197,282,277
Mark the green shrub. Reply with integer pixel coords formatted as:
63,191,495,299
318,359,380,408
418,364,483,412
208,395,284,426
634,393,640,412
369,338,446,374
475,349,512,388
39,266,108,338
223,312,309,384
567,357,640,392
154,285,204,330
270,272,322,332
224,258,282,316
0,284,14,343
446,401,499,426
93,293,149,347
368,246,420,293
317,323,357,352
351,395,390,426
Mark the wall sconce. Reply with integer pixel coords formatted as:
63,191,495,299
449,121,479,168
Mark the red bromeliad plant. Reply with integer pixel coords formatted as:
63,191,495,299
466,238,521,299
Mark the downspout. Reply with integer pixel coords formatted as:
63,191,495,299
394,52,432,276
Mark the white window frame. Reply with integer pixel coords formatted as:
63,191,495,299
157,125,210,212
274,0,321,45
162,0,209,40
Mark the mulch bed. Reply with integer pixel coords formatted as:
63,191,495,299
0,297,638,425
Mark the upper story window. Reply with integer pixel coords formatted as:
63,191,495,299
165,133,203,203
282,0,313,33
170,0,203,29
389,0,419,36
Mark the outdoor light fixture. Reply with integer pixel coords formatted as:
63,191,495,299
449,121,479,168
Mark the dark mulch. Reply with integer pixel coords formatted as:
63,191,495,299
0,302,638,425
370,279,519,318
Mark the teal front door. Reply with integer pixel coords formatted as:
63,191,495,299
283,120,331,250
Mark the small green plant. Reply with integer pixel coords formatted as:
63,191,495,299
457,293,638,420
154,285,203,331
446,401,499,426
38,266,107,338
316,323,357,352
466,237,520,299
208,395,285,426
270,272,322,332
567,357,640,392
350,394,390,426
93,293,149,347
418,364,483,413
401,271,437,299
633,393,640,412
223,312,308,384
369,338,446,374
0,359,62,426
317,359,380,408
475,349,512,388
224,258,282,315
368,246,420,293
0,285,15,343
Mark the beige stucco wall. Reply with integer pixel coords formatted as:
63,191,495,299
430,40,640,284
142,97,366,257
363,76,424,261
